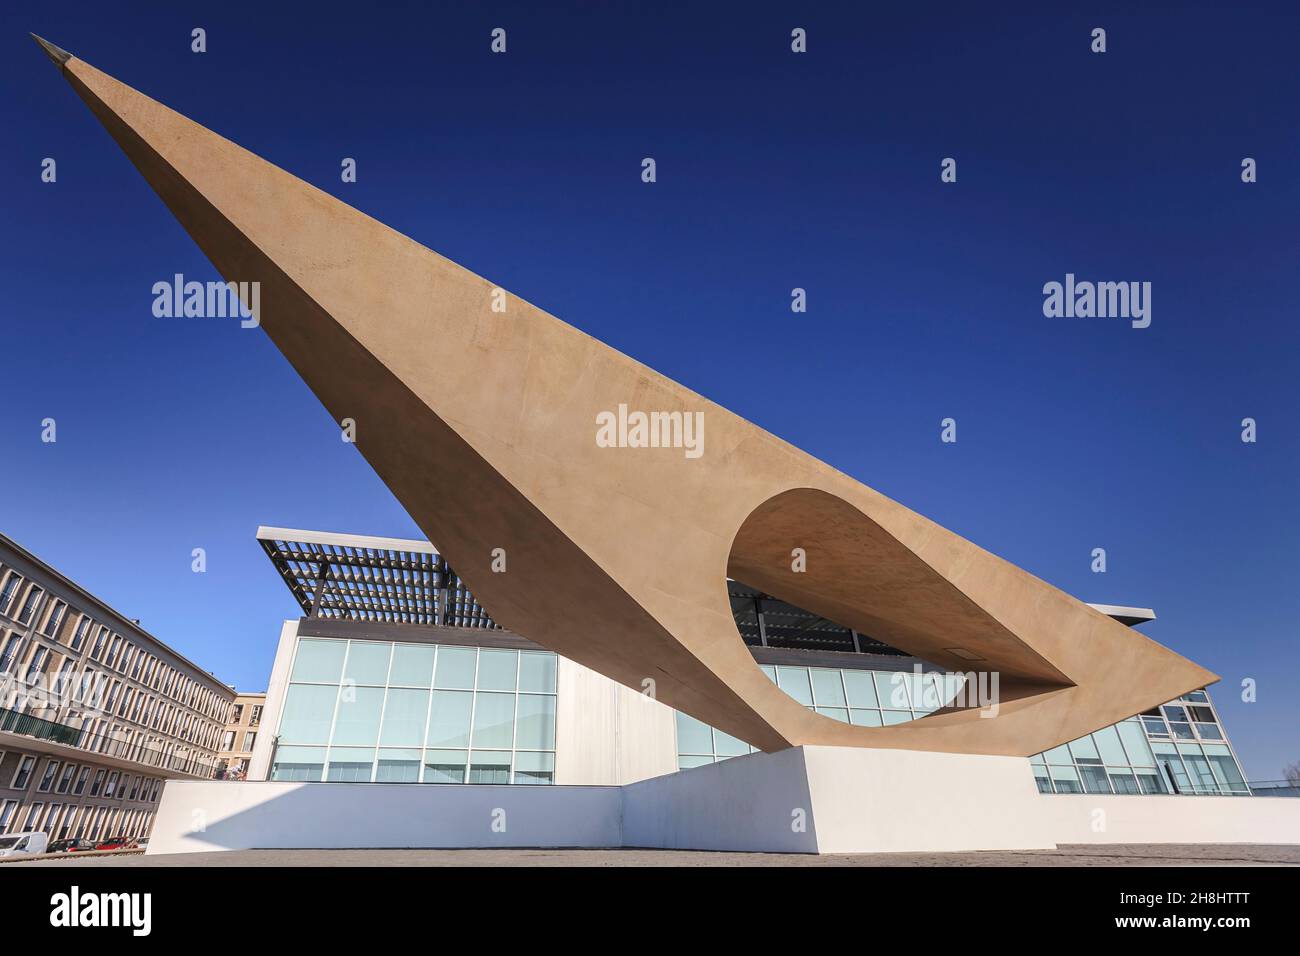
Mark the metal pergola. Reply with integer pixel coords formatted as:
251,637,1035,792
256,527,499,629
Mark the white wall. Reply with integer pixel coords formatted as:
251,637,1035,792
150,746,1300,856
1040,792,1300,845
622,746,818,852
553,656,678,786
247,619,298,781
149,779,621,854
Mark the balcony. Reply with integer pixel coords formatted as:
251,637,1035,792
0,705,82,746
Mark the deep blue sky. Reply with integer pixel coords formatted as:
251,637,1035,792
1,2,1296,779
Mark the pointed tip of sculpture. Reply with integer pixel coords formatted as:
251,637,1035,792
31,33,72,68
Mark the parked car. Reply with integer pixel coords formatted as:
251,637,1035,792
0,831,49,857
47,838,97,853
93,835,135,851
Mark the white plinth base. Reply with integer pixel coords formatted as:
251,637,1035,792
147,746,1300,855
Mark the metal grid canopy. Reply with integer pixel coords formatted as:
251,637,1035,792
257,526,499,629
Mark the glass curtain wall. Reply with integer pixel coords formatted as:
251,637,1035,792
271,638,557,785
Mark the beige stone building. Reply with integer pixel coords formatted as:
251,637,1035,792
216,692,265,779
0,531,234,843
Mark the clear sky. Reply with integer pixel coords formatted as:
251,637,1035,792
1,2,1296,779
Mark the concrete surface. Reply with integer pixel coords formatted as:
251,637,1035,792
10,844,1299,867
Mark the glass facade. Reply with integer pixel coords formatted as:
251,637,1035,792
676,663,966,767
270,638,558,785
674,665,1249,797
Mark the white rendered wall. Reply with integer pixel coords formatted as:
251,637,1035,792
149,779,621,854
149,747,1300,856
1040,792,1300,845
553,656,678,786
246,619,298,781
622,746,818,852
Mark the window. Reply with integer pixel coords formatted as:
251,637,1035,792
0,574,22,616
91,627,109,658
104,771,120,798
220,731,235,751
69,616,90,651
272,639,559,785
11,755,37,790
231,705,243,723
250,705,263,726
0,799,18,833
242,731,256,751
42,600,67,638
73,767,91,795
17,587,44,626
23,802,44,831
0,633,21,673
90,769,106,796
37,760,60,792
24,647,49,684
55,764,77,794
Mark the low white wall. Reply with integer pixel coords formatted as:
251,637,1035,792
149,748,1300,855
148,780,622,855
801,746,1055,853
622,747,817,852
1040,792,1300,845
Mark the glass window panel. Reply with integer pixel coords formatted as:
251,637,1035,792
388,644,435,687
344,642,391,685
1188,705,1215,723
1108,770,1139,794
468,751,512,784
1195,722,1223,740
1117,721,1157,767
1135,768,1168,794
434,646,477,689
1183,691,1208,703
1048,764,1082,793
376,746,421,783
1043,745,1074,766
712,728,749,757
290,639,346,683
849,709,882,727
422,750,467,784
512,751,555,785
331,687,385,746
1033,765,1053,793
379,688,430,746
1170,722,1195,740
775,667,813,705
1079,765,1112,794
906,672,935,711
1092,725,1128,765
882,710,913,726
678,755,713,769
938,673,967,708
1157,754,1191,793
815,706,850,723
1030,754,1047,767
1068,735,1100,762
325,747,374,782
875,671,911,710
810,669,846,707
1162,705,1187,722
676,712,714,754
514,694,556,751
759,664,777,683
1142,716,1169,737
1205,753,1247,792
278,684,338,744
270,746,325,782
476,648,519,691
517,651,557,693
470,692,515,749
842,670,879,708
426,691,473,748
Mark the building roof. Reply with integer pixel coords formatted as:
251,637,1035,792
256,526,499,629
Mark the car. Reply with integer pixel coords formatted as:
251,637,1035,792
93,835,135,851
0,831,49,857
47,838,97,853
